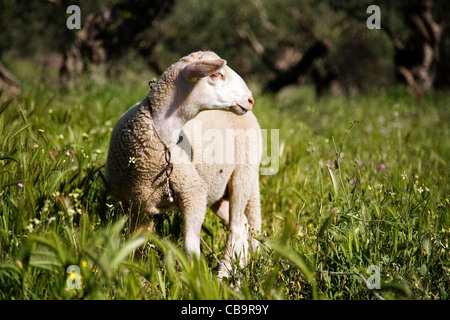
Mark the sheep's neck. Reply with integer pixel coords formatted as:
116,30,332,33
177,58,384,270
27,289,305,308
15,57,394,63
152,111,184,150
147,78,193,150
149,97,187,150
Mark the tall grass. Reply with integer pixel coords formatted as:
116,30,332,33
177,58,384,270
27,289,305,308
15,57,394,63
0,71,448,299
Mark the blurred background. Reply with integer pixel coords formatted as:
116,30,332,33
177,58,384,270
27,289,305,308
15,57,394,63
1,0,450,97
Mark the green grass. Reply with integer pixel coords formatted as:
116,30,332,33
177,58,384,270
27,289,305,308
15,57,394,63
0,68,448,300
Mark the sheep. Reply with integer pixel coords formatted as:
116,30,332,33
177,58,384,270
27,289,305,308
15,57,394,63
105,51,262,279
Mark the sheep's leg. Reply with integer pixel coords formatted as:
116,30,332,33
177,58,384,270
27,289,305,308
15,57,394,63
212,190,260,252
245,188,261,253
218,211,249,279
183,213,204,259
177,186,207,259
218,174,250,280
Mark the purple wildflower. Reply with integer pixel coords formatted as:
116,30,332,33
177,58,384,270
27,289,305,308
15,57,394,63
350,180,356,184
18,183,24,188
56,145,60,151
327,160,335,169
380,164,386,169
359,160,364,167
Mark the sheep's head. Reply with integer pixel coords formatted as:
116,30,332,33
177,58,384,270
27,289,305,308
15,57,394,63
149,52,255,148
178,51,254,119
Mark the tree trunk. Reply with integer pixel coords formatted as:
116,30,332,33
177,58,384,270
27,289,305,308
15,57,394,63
0,61,21,97
392,0,444,94
238,23,333,94
265,39,333,92
59,0,174,82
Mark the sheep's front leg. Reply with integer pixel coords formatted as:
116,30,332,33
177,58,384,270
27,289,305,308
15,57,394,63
176,182,207,259
182,208,205,259
218,213,249,280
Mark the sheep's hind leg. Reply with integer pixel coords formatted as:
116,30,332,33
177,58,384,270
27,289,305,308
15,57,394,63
217,175,250,280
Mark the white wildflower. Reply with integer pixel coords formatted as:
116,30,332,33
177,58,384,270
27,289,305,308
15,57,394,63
401,171,408,180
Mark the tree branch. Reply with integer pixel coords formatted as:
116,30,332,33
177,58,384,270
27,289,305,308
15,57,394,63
237,23,279,74
315,269,386,300
0,61,21,96
278,259,386,300
265,39,332,92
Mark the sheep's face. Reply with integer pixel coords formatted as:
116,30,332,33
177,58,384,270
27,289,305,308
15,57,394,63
180,55,254,118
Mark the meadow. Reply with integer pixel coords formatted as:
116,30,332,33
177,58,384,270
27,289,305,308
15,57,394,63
0,62,448,300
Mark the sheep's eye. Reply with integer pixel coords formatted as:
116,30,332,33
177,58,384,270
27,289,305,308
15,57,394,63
210,72,224,80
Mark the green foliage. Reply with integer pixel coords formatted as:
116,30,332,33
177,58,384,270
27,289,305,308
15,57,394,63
152,0,360,84
3,0,450,92
0,67,449,299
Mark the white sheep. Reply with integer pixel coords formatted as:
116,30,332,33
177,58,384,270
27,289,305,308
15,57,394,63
105,51,262,279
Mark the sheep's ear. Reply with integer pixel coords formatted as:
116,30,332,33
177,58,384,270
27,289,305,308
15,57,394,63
182,59,227,82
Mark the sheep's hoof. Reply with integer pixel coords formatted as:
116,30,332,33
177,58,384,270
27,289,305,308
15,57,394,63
218,262,242,289
218,273,241,290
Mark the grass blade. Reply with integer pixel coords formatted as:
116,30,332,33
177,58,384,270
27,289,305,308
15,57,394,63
110,236,146,269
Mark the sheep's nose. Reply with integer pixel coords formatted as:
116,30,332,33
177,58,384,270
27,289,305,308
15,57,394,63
248,97,254,106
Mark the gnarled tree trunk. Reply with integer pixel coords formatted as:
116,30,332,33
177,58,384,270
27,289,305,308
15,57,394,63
238,23,333,94
390,0,445,94
0,61,21,98
59,0,174,83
